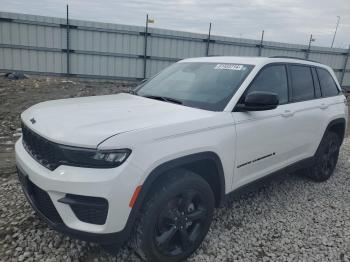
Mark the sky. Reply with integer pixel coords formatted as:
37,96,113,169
1,0,349,48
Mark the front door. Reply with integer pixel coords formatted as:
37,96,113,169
232,64,297,188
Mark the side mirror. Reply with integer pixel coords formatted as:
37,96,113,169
235,91,279,111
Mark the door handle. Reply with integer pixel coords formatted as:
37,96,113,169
282,110,294,117
320,103,328,110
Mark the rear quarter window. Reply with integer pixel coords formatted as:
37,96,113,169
316,68,339,97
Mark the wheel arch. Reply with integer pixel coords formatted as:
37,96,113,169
322,118,346,146
121,152,225,240
138,152,225,208
314,118,346,158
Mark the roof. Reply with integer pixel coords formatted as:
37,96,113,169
180,56,327,68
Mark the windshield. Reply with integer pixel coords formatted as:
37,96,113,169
135,62,254,111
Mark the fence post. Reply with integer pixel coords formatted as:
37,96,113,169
331,16,340,48
66,5,70,76
305,34,314,59
143,14,149,79
340,45,350,86
258,30,264,56
206,22,212,56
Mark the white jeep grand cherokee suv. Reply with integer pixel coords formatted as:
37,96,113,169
16,56,348,261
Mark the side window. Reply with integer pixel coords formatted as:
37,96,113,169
316,68,339,97
290,65,315,102
248,65,288,104
311,68,322,98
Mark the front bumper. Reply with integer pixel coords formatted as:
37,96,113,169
17,167,126,244
15,138,144,242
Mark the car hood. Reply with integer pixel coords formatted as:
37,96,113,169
21,93,215,148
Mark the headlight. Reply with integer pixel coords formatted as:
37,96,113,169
58,145,131,168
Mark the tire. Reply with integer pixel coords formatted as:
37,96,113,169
304,131,340,182
131,169,215,262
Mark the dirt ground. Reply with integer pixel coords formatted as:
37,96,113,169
0,75,135,177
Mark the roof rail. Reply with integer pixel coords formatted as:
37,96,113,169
269,56,319,63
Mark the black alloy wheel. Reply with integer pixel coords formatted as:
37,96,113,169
320,136,339,177
155,189,208,256
131,170,215,262
305,131,340,182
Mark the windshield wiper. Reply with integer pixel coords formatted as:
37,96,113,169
142,95,183,105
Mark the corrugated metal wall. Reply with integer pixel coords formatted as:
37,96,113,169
1,11,349,85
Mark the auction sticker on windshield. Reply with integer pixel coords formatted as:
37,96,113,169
214,64,246,70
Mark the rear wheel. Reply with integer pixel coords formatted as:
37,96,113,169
131,170,215,262
304,132,340,182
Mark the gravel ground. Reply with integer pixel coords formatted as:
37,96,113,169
0,74,350,261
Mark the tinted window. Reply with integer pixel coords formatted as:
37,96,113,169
316,68,339,97
311,68,322,98
248,65,288,104
290,65,314,102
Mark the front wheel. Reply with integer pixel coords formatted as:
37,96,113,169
131,170,215,262
304,132,340,182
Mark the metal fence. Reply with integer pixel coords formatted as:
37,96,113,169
0,11,350,85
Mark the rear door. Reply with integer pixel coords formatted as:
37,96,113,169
285,64,327,160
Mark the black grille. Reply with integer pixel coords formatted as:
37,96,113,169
18,169,63,224
65,194,109,225
22,123,61,170
28,180,63,223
